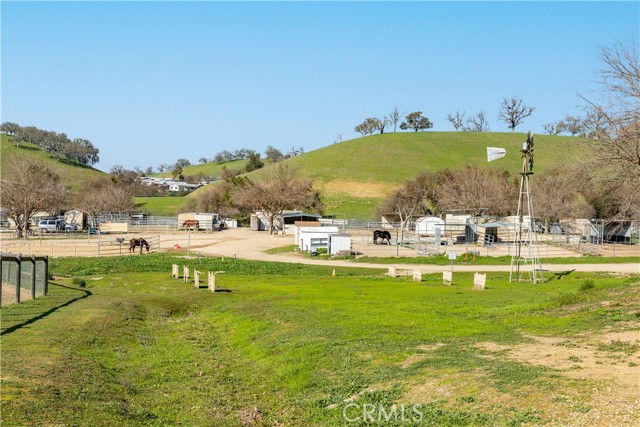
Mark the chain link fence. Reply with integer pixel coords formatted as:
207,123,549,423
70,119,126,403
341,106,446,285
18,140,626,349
320,218,639,258
1,254,49,306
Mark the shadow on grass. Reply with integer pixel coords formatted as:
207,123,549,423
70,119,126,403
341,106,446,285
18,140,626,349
553,269,576,280
1,282,92,336
195,285,232,292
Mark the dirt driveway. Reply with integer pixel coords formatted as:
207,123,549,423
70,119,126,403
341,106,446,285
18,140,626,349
161,228,640,274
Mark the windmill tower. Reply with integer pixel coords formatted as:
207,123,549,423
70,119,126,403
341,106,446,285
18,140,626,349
509,131,544,283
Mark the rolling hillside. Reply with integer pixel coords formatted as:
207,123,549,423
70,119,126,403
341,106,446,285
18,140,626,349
153,159,247,179
188,132,578,218
1,131,578,219
0,134,106,190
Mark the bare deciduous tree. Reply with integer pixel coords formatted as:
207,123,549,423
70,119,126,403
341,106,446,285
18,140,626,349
579,39,640,190
75,179,135,228
233,164,322,234
531,166,594,227
543,122,561,135
377,179,428,244
498,97,535,132
388,107,403,133
446,111,465,131
465,111,490,132
0,155,69,238
191,181,239,218
435,166,515,217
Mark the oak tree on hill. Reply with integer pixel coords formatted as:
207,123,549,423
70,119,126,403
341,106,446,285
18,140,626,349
244,152,264,172
400,111,433,132
354,117,381,136
1,122,20,137
265,145,285,162
498,97,535,132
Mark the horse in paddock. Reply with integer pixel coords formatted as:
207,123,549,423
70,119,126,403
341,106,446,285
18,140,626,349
129,238,150,253
181,219,199,230
373,230,392,245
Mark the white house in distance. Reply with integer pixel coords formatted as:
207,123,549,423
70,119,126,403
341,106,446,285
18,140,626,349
415,216,445,235
168,182,201,193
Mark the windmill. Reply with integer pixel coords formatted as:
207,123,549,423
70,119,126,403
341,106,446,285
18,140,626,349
487,131,544,283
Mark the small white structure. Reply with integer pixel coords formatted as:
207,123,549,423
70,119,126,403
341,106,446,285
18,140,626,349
328,234,352,255
223,218,238,228
168,182,201,193
415,216,445,235
297,226,340,252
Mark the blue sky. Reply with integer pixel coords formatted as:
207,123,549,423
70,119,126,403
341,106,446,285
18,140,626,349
2,1,638,172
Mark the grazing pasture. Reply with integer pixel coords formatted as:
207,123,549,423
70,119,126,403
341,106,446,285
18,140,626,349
1,255,638,427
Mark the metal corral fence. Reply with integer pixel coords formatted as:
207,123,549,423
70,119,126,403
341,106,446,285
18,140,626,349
0,235,161,258
322,219,639,258
1,254,49,306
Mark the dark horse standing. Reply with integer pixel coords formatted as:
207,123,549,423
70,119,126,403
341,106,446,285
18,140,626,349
373,230,392,245
129,238,150,253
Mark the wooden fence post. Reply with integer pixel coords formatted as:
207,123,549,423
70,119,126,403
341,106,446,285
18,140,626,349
31,255,36,300
412,270,422,282
16,255,21,304
208,272,215,293
194,270,200,289
443,271,452,285
473,273,486,290
0,254,3,306
183,266,190,283
44,256,49,295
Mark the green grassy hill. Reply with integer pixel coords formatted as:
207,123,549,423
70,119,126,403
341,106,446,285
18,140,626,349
153,159,247,179
187,132,578,219
1,134,105,190
2,131,576,219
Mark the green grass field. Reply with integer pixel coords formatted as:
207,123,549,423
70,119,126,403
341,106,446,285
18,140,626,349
2,255,638,426
134,196,191,216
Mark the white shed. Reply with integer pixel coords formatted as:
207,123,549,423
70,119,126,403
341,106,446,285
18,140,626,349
297,226,340,252
415,216,445,235
328,234,352,255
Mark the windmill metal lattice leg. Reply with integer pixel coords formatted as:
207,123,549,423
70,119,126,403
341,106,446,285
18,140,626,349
509,156,544,283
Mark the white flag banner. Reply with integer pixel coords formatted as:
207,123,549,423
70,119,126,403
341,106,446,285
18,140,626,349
487,147,506,162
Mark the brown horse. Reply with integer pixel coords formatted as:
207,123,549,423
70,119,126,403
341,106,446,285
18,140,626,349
129,238,150,253
181,219,199,230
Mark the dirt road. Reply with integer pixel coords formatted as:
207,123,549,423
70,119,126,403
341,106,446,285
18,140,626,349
163,228,640,274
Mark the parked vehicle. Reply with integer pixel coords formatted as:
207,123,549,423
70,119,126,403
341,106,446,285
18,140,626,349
38,219,62,232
